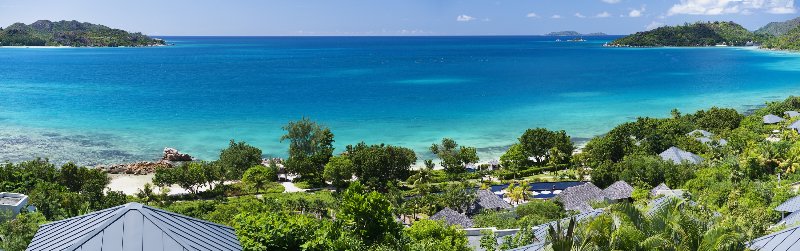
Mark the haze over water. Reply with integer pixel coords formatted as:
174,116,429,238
2,36,800,165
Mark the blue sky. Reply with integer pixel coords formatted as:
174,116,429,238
0,0,796,35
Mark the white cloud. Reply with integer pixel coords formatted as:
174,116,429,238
526,12,539,18
551,14,562,19
629,6,645,17
575,12,586,18
456,14,476,22
602,0,621,3
596,11,612,17
668,0,796,16
646,21,665,30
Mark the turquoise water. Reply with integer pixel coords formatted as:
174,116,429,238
2,36,800,165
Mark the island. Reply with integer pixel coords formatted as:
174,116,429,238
761,26,800,51
607,21,757,47
0,20,165,47
755,17,800,37
545,31,607,36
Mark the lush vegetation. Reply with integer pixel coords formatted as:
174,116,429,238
0,20,165,47
755,17,800,37
610,21,758,47
762,26,800,51
6,96,800,250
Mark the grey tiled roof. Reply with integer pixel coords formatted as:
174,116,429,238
785,111,800,118
687,129,713,137
779,210,800,227
26,203,241,251
647,195,679,216
507,209,604,251
658,146,703,164
602,181,633,200
788,120,800,130
556,183,603,213
430,207,473,228
695,137,728,146
748,224,800,250
764,114,786,124
650,183,670,197
776,195,800,213
474,190,512,211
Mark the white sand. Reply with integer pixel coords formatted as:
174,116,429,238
107,174,218,196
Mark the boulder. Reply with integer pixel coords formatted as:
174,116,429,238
98,160,173,175
163,147,192,161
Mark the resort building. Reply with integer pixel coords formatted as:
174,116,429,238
748,224,800,250
650,183,671,197
555,183,604,213
764,114,786,124
473,190,512,212
687,129,728,146
430,207,474,228
529,181,586,200
788,120,800,133
687,129,713,138
601,181,634,201
0,192,29,217
506,209,604,251
25,202,242,251
658,146,703,165
785,111,800,118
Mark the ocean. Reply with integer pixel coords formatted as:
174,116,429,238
2,36,800,166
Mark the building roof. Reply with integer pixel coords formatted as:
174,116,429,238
788,120,800,130
556,183,604,213
695,137,728,146
26,202,241,251
529,181,586,192
748,224,800,250
430,207,473,228
474,190,512,211
650,183,670,197
778,210,800,227
506,209,604,251
785,111,800,118
602,181,634,200
0,192,26,206
687,129,713,138
658,146,703,165
764,114,786,124
776,195,800,213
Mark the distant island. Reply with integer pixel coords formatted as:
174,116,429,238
607,21,757,47
755,17,800,36
0,20,165,47
545,31,607,36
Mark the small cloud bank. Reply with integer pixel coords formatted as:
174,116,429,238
646,21,665,30
526,12,539,18
551,14,562,19
575,12,586,18
596,11,612,18
456,14,476,22
668,0,796,16
602,0,621,3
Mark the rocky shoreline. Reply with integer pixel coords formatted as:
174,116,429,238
96,147,192,175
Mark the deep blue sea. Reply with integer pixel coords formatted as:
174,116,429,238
2,36,800,165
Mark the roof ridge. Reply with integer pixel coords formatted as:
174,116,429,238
62,203,136,251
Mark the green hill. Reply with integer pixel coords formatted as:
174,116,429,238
755,17,800,36
0,20,165,47
761,25,800,50
609,21,756,47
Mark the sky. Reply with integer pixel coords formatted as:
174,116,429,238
0,0,797,36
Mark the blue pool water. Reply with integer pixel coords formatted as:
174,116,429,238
2,36,800,165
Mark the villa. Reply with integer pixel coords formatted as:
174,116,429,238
785,111,800,118
25,202,242,251
764,114,786,124
659,146,703,165
430,207,474,228
0,192,29,218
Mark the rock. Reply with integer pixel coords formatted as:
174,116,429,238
162,147,192,161
98,160,173,175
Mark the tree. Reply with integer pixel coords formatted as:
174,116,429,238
347,142,416,192
518,128,574,167
439,182,476,213
242,165,276,193
153,162,207,196
430,138,479,174
0,212,46,251
405,219,471,251
338,182,402,245
281,118,335,186
500,144,527,178
323,156,353,191
232,211,323,251
479,230,499,251
218,140,263,180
